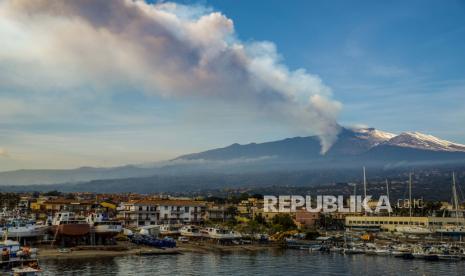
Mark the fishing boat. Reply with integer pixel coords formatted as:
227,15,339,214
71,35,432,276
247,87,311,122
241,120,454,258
180,225,201,237
50,212,90,236
1,219,48,239
201,227,234,239
159,224,181,236
86,213,122,236
1,234,41,275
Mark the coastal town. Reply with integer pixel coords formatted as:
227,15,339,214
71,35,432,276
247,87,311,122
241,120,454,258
2,175,465,275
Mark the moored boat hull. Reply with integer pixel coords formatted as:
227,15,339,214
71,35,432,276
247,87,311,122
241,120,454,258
53,224,90,236
93,225,122,236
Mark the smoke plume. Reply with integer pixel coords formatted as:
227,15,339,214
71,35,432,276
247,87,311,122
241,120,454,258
0,0,342,152
0,148,8,157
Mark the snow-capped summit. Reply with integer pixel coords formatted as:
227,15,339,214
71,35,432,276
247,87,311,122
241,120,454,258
351,127,396,146
383,131,465,152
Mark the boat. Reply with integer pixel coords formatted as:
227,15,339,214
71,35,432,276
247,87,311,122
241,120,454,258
11,266,42,276
231,231,242,239
412,247,439,261
180,225,202,237
390,244,412,257
329,247,344,253
343,246,365,254
201,227,234,239
374,249,390,256
1,239,21,258
436,225,465,235
308,244,322,252
159,224,181,236
50,212,90,236
395,174,433,235
395,225,432,235
394,252,414,259
284,238,323,250
437,254,461,261
139,225,160,237
1,219,48,239
1,235,41,275
86,213,122,236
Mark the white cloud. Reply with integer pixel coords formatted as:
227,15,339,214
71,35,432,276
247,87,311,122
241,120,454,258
0,0,341,152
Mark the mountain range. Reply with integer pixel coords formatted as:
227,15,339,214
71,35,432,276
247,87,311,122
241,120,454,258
1,127,465,186
176,127,465,166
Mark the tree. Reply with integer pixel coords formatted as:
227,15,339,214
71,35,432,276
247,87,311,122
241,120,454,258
225,206,238,218
254,213,267,226
271,214,296,231
44,190,62,196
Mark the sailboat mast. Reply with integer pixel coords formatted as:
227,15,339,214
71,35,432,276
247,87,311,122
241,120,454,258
409,173,412,220
386,179,390,217
452,172,459,223
363,166,367,199
363,167,367,215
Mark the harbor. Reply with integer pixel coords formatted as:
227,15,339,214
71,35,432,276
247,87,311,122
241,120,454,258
2,170,465,274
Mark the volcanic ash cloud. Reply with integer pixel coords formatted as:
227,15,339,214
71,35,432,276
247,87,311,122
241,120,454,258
0,0,342,152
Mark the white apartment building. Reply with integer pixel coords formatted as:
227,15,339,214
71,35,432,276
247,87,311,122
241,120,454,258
119,199,206,227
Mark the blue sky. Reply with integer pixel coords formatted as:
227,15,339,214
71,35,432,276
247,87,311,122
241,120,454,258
192,0,465,135
0,0,464,170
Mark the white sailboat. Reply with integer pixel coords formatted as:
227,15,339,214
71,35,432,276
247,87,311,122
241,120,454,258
396,173,432,235
436,172,465,235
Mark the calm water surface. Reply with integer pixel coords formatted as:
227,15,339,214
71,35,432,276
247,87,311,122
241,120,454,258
40,250,465,275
